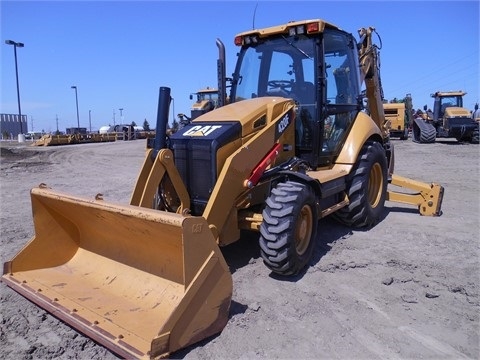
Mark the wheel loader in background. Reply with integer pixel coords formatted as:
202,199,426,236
412,90,479,143
172,88,220,131
189,87,220,120
2,19,444,359
383,94,413,140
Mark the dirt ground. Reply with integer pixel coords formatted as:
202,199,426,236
0,137,479,360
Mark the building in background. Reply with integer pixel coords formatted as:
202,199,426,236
0,113,28,138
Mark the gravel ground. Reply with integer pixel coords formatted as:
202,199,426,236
0,136,479,359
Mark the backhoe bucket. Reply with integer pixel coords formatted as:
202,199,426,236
2,186,232,359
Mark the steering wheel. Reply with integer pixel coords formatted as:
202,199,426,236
268,80,293,91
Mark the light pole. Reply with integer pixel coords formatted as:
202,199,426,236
5,40,25,138
119,108,124,123
89,110,92,133
71,86,80,132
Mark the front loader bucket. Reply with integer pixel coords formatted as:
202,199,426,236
2,186,232,359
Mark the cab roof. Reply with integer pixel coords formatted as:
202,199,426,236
235,19,343,38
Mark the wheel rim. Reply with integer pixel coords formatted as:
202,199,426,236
368,163,384,208
295,205,313,255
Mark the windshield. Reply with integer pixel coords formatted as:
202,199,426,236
232,36,315,104
440,95,463,109
197,92,219,102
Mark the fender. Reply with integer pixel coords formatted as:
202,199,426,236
336,111,383,165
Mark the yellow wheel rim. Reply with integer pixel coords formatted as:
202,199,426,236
295,205,313,255
368,163,384,208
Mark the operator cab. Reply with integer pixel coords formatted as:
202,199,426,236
433,93,464,120
230,21,362,168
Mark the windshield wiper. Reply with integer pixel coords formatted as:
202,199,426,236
281,36,312,60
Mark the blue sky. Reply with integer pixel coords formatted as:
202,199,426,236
1,0,479,133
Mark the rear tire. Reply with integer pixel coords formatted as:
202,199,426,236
333,141,387,228
259,181,317,276
412,118,436,143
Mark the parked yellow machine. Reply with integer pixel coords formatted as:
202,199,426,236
412,90,479,143
32,132,118,146
2,19,444,359
173,88,220,131
383,94,413,140
189,87,219,120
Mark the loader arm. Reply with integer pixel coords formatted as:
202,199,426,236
130,148,190,214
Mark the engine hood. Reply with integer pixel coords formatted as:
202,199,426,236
444,107,471,118
191,97,295,138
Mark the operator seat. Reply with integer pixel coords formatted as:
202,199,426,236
293,82,316,149
292,81,315,106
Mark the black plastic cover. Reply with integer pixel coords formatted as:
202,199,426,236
169,121,242,215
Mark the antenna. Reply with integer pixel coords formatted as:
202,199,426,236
252,2,258,29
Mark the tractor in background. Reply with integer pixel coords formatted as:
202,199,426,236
412,90,479,143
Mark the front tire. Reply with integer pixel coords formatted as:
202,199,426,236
259,181,317,276
333,141,387,228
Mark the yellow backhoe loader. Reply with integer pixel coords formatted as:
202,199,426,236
2,19,444,359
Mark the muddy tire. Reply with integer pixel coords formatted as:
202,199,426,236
412,118,436,143
333,141,387,228
259,181,317,276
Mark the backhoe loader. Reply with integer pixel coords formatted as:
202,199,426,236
2,19,444,359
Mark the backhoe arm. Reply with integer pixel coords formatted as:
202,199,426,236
357,27,444,216
357,26,389,139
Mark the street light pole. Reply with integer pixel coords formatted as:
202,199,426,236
71,86,80,133
119,108,124,123
5,40,25,137
89,110,92,133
